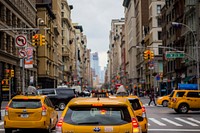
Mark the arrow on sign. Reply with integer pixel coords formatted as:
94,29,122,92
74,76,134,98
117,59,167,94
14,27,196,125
18,49,27,58
15,35,27,47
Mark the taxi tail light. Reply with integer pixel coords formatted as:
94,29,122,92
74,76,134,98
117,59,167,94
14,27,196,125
5,106,9,116
142,106,147,118
56,117,64,133
132,118,140,133
41,105,47,116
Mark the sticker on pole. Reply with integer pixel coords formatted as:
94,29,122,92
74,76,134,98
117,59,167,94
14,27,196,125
15,35,27,47
18,49,27,58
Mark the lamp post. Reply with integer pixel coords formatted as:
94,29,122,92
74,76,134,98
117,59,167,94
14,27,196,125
171,22,199,90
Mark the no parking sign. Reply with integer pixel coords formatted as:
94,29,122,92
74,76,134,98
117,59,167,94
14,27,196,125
15,34,27,47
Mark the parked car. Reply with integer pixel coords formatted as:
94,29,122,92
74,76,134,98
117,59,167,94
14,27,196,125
37,88,76,110
168,89,200,113
4,94,58,133
56,97,142,133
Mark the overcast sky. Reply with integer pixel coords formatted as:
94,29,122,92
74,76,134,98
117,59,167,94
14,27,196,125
68,0,124,70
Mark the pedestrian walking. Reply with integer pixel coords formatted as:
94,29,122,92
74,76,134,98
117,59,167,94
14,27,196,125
148,89,157,106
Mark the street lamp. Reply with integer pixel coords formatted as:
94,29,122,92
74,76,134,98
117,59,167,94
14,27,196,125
171,21,199,90
37,18,44,28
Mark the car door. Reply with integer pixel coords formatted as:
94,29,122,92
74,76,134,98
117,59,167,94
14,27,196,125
186,91,199,108
45,97,57,128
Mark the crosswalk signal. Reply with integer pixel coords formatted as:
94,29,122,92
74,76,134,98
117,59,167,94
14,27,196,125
40,35,45,46
32,34,40,46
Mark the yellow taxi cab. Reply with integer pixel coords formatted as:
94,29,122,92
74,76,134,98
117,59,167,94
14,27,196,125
113,85,148,133
168,89,200,113
4,94,58,133
156,95,170,107
56,97,142,133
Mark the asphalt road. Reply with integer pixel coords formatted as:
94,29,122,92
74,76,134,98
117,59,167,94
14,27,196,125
0,97,200,133
141,97,200,133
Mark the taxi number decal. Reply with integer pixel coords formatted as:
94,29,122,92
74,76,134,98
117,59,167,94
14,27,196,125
104,126,113,132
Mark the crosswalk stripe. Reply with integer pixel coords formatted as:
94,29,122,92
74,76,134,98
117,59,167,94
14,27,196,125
175,118,198,126
161,118,182,126
148,118,166,126
187,118,200,124
0,122,3,126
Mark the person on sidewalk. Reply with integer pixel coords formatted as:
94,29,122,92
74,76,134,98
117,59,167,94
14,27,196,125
148,89,157,106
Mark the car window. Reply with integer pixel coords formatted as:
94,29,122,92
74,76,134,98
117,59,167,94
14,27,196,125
128,99,142,110
56,89,75,95
169,91,174,97
186,92,200,98
39,89,55,95
9,99,42,109
44,97,54,108
175,92,185,97
64,106,131,125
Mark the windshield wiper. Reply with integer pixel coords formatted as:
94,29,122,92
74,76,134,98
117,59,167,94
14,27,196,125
77,122,100,125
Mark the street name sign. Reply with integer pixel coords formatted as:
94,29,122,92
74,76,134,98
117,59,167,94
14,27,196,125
165,51,185,58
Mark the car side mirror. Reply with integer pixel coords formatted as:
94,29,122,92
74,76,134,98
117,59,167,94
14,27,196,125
136,115,144,122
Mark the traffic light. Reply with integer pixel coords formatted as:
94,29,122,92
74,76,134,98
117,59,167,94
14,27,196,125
143,50,151,60
40,35,45,46
10,69,14,77
32,34,40,46
150,50,154,59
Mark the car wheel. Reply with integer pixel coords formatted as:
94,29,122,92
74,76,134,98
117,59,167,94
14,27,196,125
59,102,66,110
162,100,168,107
178,103,189,114
5,128,12,133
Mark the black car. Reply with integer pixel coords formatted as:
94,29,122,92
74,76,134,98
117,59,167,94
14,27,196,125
37,88,76,110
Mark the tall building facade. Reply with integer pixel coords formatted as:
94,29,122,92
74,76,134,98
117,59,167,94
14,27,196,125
0,0,37,99
91,52,100,77
162,0,200,91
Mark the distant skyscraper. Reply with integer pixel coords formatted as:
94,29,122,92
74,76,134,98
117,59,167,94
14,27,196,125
91,52,100,77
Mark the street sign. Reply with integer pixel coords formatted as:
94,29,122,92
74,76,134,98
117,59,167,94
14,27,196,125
18,49,27,58
15,34,27,47
165,51,185,58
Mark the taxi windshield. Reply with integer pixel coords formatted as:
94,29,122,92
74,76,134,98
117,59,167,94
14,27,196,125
64,106,131,125
9,99,42,109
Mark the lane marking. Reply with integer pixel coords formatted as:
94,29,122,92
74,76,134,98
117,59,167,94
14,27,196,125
148,118,166,126
187,118,200,124
148,129,200,132
175,118,198,126
161,118,182,126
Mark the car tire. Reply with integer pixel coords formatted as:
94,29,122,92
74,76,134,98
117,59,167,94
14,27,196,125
5,128,12,133
178,103,189,114
162,100,168,107
59,102,66,110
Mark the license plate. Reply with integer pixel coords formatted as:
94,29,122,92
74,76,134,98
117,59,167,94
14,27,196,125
21,114,29,118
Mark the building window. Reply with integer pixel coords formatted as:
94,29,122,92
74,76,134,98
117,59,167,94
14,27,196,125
61,3,64,9
158,31,162,40
157,5,161,14
157,18,162,27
